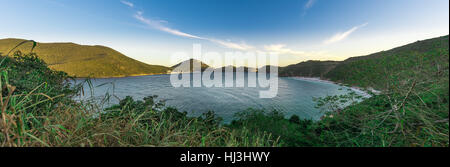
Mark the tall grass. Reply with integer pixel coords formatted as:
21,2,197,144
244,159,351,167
228,36,449,147
0,51,279,147
1,35,448,147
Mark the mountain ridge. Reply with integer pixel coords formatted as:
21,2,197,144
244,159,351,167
0,38,171,78
279,35,449,89
2,35,448,81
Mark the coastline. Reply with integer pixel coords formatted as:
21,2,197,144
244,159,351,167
77,73,381,97
75,73,170,79
289,76,381,97
289,76,383,120
75,71,204,79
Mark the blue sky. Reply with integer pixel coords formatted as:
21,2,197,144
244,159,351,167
0,0,448,67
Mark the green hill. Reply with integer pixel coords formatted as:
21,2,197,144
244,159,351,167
171,59,210,72
280,35,449,90
325,35,449,90
0,38,171,78
1,35,448,147
233,35,449,146
279,60,340,77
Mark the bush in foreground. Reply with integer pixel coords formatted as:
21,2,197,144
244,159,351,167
0,52,279,147
1,50,448,147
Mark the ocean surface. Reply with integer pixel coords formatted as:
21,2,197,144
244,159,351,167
75,73,356,123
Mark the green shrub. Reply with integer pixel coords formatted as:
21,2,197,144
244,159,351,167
0,51,280,147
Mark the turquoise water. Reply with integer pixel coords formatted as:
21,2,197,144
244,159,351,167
75,73,353,123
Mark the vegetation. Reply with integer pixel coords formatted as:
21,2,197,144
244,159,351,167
230,35,449,146
315,35,449,146
279,60,340,77
0,38,171,78
0,51,279,147
325,35,449,89
0,35,448,147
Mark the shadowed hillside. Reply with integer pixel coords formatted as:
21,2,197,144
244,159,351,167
232,35,449,146
0,38,171,78
0,35,448,147
279,60,340,77
325,35,449,89
279,35,449,90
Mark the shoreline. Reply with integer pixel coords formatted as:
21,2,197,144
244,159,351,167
75,73,170,79
290,76,383,121
76,74,381,96
290,76,381,97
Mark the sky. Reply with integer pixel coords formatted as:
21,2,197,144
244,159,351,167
0,0,448,67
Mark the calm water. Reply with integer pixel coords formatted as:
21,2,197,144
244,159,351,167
75,73,354,123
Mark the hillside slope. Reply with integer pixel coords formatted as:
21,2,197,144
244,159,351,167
0,38,170,78
325,35,449,89
279,60,340,77
279,35,449,90
237,35,449,146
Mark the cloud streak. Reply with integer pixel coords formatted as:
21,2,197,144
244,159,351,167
133,11,255,50
121,0,256,51
134,11,203,39
121,0,134,8
264,44,330,60
305,0,316,9
323,23,368,44
264,44,305,55
209,39,254,50
302,0,317,16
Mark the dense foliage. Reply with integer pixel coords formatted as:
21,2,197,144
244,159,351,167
230,35,449,146
0,51,278,147
1,51,75,113
1,35,448,147
279,60,340,77
326,35,449,89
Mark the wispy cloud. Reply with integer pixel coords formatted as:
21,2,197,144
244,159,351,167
264,44,305,55
121,0,134,8
305,0,316,9
264,44,329,59
209,39,254,50
302,0,317,16
134,11,203,39
133,11,254,50
323,23,368,44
